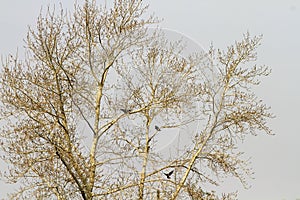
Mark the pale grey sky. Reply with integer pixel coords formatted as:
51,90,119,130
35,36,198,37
0,1,300,199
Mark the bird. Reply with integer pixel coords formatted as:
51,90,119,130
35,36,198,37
120,108,132,114
155,125,161,131
164,170,174,179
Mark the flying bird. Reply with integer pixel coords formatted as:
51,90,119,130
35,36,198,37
155,125,161,131
164,170,174,179
120,108,132,114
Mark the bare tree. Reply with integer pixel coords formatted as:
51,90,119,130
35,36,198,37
0,0,273,199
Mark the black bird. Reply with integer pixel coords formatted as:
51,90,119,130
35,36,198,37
164,170,174,179
120,108,132,114
155,125,161,131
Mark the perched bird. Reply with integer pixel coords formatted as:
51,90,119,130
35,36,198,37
120,108,132,114
164,170,174,179
155,125,161,131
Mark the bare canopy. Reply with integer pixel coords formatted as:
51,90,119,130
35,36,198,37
0,0,273,199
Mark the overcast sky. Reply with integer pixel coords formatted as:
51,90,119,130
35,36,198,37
1,1,300,199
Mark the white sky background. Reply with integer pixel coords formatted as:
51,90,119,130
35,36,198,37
0,0,300,199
